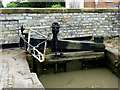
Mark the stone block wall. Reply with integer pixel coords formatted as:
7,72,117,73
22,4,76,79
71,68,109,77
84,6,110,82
0,8,119,44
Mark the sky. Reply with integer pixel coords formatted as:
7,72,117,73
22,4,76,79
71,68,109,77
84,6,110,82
2,0,17,7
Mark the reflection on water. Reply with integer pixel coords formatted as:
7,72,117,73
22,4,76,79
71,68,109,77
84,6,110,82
39,68,118,88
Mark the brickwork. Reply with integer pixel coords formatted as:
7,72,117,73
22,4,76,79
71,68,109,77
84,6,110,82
0,8,119,44
84,0,119,8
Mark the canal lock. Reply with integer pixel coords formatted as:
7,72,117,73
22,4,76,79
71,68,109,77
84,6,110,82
26,52,106,75
19,22,120,78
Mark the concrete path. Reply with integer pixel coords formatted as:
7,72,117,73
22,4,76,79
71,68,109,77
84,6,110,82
0,48,44,89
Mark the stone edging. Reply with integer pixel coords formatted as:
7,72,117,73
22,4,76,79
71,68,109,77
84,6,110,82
105,48,120,77
0,8,120,14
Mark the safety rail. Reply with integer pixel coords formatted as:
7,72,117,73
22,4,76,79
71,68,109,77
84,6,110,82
17,26,48,62
17,24,66,62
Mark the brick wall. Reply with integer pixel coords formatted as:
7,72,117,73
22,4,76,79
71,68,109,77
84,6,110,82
84,0,119,8
0,8,119,44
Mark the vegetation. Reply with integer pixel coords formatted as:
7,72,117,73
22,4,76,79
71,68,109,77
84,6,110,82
6,2,65,8
51,4,65,8
7,2,17,8
0,1,4,8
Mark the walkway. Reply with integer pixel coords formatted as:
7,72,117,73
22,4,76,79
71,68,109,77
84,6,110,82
0,48,44,89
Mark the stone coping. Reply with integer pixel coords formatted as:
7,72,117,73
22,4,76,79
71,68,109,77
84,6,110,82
17,0,65,2
0,8,119,14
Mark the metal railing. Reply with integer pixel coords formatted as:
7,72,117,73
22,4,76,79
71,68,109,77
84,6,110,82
17,26,49,62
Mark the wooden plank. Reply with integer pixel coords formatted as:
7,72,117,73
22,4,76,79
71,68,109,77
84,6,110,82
45,51,104,62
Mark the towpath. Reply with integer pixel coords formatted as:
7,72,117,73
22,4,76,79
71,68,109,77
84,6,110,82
0,48,44,89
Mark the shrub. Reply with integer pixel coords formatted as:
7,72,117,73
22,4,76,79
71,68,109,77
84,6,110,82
7,2,17,8
51,4,65,8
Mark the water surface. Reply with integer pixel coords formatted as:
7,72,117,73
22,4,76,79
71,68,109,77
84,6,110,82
39,68,118,88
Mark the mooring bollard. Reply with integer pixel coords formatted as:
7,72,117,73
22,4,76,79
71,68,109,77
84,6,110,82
94,36,104,43
51,22,60,55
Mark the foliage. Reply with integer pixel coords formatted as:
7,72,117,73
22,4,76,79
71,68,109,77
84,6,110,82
6,2,65,8
7,1,17,8
51,4,65,8
17,2,46,8
0,1,4,8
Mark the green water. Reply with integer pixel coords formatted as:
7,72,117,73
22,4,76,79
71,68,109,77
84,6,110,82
39,68,118,88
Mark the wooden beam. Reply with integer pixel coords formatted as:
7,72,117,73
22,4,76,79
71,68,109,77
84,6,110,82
45,51,104,62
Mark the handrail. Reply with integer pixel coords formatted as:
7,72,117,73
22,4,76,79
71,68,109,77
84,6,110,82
17,26,48,62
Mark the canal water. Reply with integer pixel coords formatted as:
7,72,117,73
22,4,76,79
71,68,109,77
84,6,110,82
39,68,118,88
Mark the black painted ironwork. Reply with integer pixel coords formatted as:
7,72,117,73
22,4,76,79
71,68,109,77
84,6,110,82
20,25,28,50
21,25,25,35
94,36,104,43
51,22,60,55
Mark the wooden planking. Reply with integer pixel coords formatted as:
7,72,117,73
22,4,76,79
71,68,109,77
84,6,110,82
45,51,104,62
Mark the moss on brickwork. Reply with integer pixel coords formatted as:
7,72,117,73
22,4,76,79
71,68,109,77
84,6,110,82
1,8,120,14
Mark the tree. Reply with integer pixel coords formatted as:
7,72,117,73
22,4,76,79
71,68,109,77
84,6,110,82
6,1,65,8
7,2,18,8
0,1,4,8
17,2,65,8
